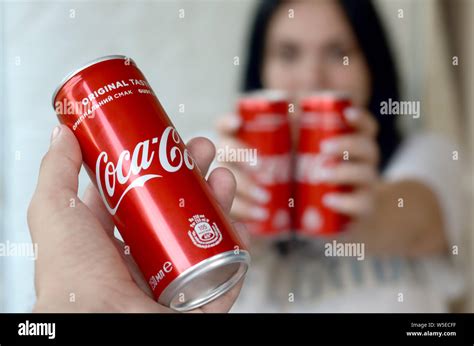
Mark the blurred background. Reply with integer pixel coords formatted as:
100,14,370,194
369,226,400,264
0,0,472,312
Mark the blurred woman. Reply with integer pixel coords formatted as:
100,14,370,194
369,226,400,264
216,0,464,312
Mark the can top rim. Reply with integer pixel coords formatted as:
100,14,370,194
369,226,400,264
299,90,350,101
239,89,288,102
51,54,130,109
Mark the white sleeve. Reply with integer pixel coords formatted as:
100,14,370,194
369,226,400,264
382,132,467,301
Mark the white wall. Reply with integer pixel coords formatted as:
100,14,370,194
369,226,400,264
1,0,256,312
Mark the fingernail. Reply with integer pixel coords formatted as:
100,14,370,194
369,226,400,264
321,140,337,153
318,168,333,180
345,107,359,121
249,207,269,221
228,115,242,130
251,187,271,203
323,194,340,207
50,125,61,144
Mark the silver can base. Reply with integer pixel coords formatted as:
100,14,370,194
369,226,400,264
158,250,250,311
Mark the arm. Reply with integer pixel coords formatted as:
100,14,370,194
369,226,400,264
348,179,449,257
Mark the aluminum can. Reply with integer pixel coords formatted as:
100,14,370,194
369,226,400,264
295,91,354,237
236,90,292,238
52,55,250,311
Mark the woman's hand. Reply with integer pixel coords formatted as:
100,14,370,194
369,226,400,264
216,114,272,223
317,107,379,220
216,107,380,229
329,108,448,257
28,124,247,312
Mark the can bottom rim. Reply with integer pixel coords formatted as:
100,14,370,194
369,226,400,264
158,250,250,312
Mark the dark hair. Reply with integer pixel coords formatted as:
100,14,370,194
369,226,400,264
242,0,401,170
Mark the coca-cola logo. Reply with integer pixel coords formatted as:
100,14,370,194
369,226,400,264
243,113,287,131
246,154,291,184
96,126,195,215
296,154,335,183
300,111,345,130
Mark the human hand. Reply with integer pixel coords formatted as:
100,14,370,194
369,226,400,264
216,114,272,224
28,124,247,312
216,108,379,226
317,107,380,221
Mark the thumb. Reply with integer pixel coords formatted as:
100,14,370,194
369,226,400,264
36,124,82,197
28,123,83,256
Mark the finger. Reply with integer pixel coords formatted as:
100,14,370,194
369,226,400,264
216,113,241,135
186,137,216,177
82,185,154,297
230,197,269,222
82,182,150,296
28,125,83,234
320,134,379,164
344,107,378,137
114,238,153,297
27,126,131,295
316,162,378,186
232,221,251,249
35,125,82,198
82,183,115,235
215,136,252,166
322,189,374,216
230,167,270,204
206,167,236,214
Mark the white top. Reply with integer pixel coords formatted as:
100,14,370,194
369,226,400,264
225,132,466,312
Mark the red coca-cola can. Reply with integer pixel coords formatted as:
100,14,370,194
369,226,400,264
52,55,250,311
295,91,354,237
236,90,292,238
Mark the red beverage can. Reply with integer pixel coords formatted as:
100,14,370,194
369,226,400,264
295,91,354,237
236,90,292,238
52,55,250,311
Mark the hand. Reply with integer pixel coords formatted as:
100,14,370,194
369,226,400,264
28,124,248,312
216,108,380,226
316,107,380,220
216,114,272,224
318,108,448,256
